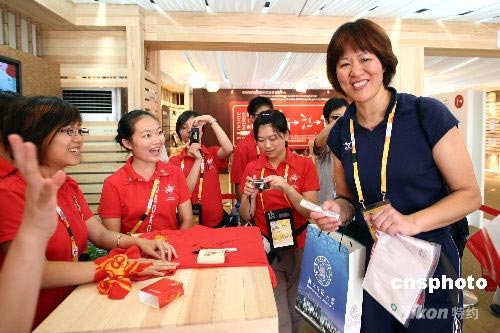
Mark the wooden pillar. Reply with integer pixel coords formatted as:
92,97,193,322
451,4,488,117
126,24,145,111
146,48,162,119
392,45,424,96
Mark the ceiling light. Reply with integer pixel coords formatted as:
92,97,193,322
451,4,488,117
206,81,220,93
295,82,308,93
188,72,206,89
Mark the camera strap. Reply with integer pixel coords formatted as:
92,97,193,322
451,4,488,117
181,154,205,225
180,154,205,204
258,163,290,211
129,178,160,234
56,194,84,262
258,164,299,251
350,102,397,239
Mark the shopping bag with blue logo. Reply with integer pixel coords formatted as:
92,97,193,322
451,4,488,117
296,224,365,333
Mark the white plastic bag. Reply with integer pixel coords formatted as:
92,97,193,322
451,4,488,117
362,232,440,326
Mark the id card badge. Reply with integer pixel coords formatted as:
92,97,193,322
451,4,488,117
265,207,296,251
360,199,391,240
192,203,202,225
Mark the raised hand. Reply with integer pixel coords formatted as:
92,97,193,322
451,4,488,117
8,134,66,240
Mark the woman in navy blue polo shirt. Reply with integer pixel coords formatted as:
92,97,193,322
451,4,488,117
310,19,481,332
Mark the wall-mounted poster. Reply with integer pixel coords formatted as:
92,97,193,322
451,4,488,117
193,89,340,149
230,100,325,149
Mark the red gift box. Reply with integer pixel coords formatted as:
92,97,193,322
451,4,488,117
139,278,184,309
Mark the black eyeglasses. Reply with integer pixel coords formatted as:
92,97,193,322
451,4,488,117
329,115,341,121
59,127,90,137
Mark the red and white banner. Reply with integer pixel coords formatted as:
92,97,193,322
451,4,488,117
230,100,326,149
466,215,500,291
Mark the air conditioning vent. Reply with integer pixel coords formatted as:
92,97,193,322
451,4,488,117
62,89,113,114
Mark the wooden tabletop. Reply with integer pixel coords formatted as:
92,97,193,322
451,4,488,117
34,266,278,333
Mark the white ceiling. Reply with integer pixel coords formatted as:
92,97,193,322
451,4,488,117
160,50,500,95
73,0,500,23
73,0,500,95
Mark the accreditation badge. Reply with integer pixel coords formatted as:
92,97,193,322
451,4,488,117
265,207,296,251
192,203,202,225
360,199,391,240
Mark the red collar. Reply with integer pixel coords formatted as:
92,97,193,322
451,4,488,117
254,148,295,170
123,157,170,182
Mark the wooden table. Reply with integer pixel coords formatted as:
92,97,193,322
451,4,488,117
35,266,277,333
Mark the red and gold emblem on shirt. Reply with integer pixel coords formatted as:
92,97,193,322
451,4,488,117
206,157,214,169
289,173,300,183
165,184,175,194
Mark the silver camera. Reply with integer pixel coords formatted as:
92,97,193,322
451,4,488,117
252,179,270,191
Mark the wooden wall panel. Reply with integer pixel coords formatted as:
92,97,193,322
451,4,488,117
41,30,127,88
0,44,60,96
392,45,424,96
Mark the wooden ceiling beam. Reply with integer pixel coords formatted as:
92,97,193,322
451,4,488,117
143,13,500,51
425,47,500,58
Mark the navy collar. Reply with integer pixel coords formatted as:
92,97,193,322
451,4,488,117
343,87,398,126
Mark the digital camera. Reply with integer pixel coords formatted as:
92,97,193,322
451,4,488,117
189,127,200,143
252,179,270,191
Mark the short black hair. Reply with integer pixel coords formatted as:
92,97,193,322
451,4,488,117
326,19,398,96
247,96,273,117
323,97,349,121
253,109,288,139
115,110,159,150
175,110,201,138
3,96,81,164
0,90,23,145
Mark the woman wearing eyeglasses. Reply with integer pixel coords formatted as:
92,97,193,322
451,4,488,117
0,97,178,329
239,110,319,333
99,110,193,233
311,97,348,204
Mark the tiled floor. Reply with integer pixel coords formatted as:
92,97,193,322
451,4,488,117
484,172,500,220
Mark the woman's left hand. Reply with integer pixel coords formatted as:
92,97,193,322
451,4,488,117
264,175,290,192
129,258,179,277
135,238,178,261
366,204,420,237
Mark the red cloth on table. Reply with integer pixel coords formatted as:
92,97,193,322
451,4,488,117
94,246,174,299
140,225,276,287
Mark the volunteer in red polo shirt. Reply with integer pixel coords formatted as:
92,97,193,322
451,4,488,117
170,110,233,228
99,110,192,233
239,110,319,333
230,96,273,200
0,98,177,330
